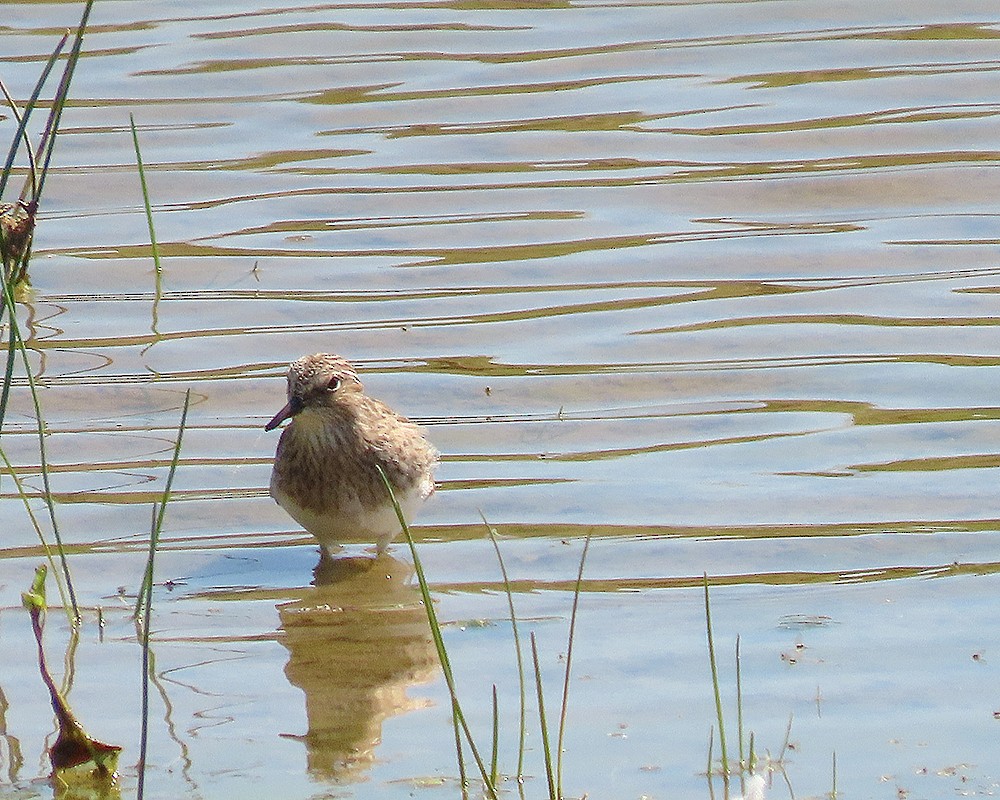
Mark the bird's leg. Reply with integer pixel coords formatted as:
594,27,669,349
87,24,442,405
319,542,343,561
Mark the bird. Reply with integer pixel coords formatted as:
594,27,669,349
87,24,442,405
264,353,438,557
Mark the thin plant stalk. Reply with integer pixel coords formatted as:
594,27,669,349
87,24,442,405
0,290,13,415
19,326,77,622
777,713,793,761
778,763,795,800
706,726,714,782
129,118,189,618
129,114,163,340
831,751,837,799
137,391,191,800
530,633,557,800
490,684,499,786
0,256,22,417
453,700,468,800
0,79,36,221
555,532,591,799
0,218,79,620
134,389,190,619
377,466,498,800
0,0,93,288
130,115,161,270
0,35,67,200
772,715,795,798
1,22,120,623
736,634,744,771
483,515,527,782
704,574,729,775
136,505,157,800
0,280,78,621
0,443,70,613
31,0,95,203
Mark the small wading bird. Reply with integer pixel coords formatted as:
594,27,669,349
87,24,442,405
265,353,438,557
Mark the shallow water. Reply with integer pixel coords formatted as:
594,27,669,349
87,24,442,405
3,1,1000,797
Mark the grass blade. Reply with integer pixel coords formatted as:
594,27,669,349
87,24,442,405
0,444,70,613
130,114,161,270
777,713,793,762
530,633,557,800
704,573,728,776
31,0,95,203
136,504,157,800
129,114,163,340
0,35,67,200
134,389,190,619
136,389,191,800
483,515,528,782
453,696,468,799
377,466,498,800
707,726,714,782
0,42,80,615
129,115,189,618
490,684,499,786
0,272,79,622
736,634,744,771
556,532,590,798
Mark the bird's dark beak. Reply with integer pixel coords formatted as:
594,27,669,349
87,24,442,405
264,401,297,431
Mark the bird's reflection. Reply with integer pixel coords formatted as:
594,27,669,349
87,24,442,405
277,555,436,783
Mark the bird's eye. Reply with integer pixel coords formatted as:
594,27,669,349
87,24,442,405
327,377,341,392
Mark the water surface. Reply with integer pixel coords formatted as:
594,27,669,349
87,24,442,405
3,1,1000,798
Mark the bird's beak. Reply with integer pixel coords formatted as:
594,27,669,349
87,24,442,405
264,402,295,431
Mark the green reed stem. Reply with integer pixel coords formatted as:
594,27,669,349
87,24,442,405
0,23,84,621
453,696,468,800
129,114,163,341
0,84,37,209
482,515,528,782
377,466,498,800
137,386,191,800
136,505,156,800
706,726,714,781
130,115,161,270
0,443,70,614
0,271,79,622
530,632,557,800
129,115,189,617
23,349,75,622
778,713,793,762
0,277,17,424
736,634,744,769
134,389,190,620
0,36,67,201
490,684,499,786
31,0,94,203
704,574,728,776
831,750,837,799
556,532,590,799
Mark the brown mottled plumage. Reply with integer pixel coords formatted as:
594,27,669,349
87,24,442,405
265,353,438,555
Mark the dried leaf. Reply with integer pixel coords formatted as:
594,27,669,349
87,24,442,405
0,199,36,281
24,566,122,785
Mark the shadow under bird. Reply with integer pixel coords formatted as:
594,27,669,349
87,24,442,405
265,353,438,556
